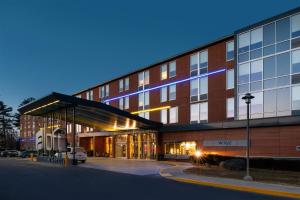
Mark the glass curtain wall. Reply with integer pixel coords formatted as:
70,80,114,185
237,13,300,119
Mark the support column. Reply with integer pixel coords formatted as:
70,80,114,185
72,107,77,165
65,108,68,151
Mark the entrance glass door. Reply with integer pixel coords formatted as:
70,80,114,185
115,135,127,158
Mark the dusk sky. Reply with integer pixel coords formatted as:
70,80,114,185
1,0,300,112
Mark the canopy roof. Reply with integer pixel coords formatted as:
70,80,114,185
18,92,162,131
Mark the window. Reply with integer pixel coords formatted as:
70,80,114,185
276,52,290,76
87,90,93,100
101,86,105,98
76,94,81,98
251,27,263,50
138,71,149,88
264,90,276,117
227,69,234,89
119,79,124,92
199,102,208,122
125,77,129,90
226,41,234,61
169,61,176,78
138,93,144,108
144,71,149,85
161,65,167,80
250,60,263,82
119,98,124,110
263,22,275,46
190,79,198,101
123,97,129,109
263,56,276,79
238,31,250,53
169,107,178,124
277,87,291,116
238,63,250,84
138,72,144,87
144,112,150,120
292,50,300,74
160,87,167,102
276,17,290,42
199,77,208,100
251,92,263,118
227,98,234,118
160,109,168,124
199,50,208,74
105,85,109,97
190,104,199,123
292,14,300,38
190,53,198,75
169,85,176,101
292,86,300,114
144,92,149,107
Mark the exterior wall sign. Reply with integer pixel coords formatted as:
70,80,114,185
203,140,247,147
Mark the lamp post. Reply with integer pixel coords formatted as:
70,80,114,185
242,93,254,181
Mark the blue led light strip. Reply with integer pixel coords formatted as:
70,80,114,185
103,68,226,103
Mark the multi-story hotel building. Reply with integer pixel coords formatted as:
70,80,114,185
20,6,300,159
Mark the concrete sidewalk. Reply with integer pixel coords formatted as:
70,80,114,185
160,164,300,199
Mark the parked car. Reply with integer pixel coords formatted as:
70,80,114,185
0,150,19,157
20,151,38,158
54,147,87,163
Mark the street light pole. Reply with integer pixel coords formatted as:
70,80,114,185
242,93,254,181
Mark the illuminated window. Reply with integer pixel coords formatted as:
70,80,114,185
161,64,167,80
169,107,178,124
160,109,168,124
169,84,176,101
119,98,124,110
169,61,176,78
124,96,129,109
138,71,150,89
138,93,144,108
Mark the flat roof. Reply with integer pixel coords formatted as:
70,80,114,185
19,92,162,131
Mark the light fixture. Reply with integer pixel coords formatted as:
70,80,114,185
131,106,171,115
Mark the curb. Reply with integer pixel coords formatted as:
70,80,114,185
159,168,300,199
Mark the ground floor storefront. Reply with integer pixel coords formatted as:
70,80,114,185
79,131,157,159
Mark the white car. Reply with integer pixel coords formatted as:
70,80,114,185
55,147,87,163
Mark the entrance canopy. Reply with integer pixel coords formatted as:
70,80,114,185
18,92,162,131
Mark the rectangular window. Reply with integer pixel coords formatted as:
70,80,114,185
292,50,300,74
119,98,124,110
160,87,167,102
199,77,208,100
144,71,149,85
292,85,300,114
190,104,199,123
227,69,234,89
119,79,124,92
190,53,198,75
124,96,129,110
160,109,168,124
263,22,275,46
169,107,178,124
238,31,250,54
125,77,129,91
138,93,144,108
226,41,234,61
138,72,144,87
105,85,109,97
251,92,263,119
87,90,93,100
161,65,167,80
292,14,300,38
227,98,234,118
144,112,150,120
199,50,208,74
101,86,105,98
250,60,263,82
277,52,290,76
144,92,149,107
238,63,250,84
190,79,198,101
277,87,291,116
276,17,290,42
250,27,263,50
169,85,176,101
200,102,208,123
169,61,176,78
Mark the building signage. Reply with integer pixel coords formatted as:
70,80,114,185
203,140,247,147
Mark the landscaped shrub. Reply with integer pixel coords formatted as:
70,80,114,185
219,159,246,171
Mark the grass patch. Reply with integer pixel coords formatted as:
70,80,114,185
184,166,300,187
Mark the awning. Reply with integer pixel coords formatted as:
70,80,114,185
18,92,162,131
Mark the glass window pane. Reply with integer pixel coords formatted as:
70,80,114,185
276,52,290,76
169,85,176,101
190,104,199,123
144,71,149,85
292,50,300,73
238,83,249,94
200,77,208,95
138,93,144,107
226,41,234,61
161,109,168,124
199,50,208,67
119,79,124,92
276,41,290,53
169,61,176,78
238,95,247,119
263,56,276,79
138,73,144,87
263,45,275,56
238,32,250,53
250,48,262,59
263,22,275,46
277,87,291,116
238,63,249,84
190,54,198,72
169,107,178,124
227,69,234,89
238,52,249,63
251,27,263,50
291,37,300,49
276,17,290,42
200,102,208,122
250,60,262,82
292,74,300,84
251,92,263,118
292,14,300,38
160,87,167,102
161,65,167,80
227,98,234,118
190,79,198,97
144,92,149,106
292,86,300,111
264,78,276,89
125,77,129,90
277,76,290,87
251,81,262,92
264,90,277,117
124,97,129,109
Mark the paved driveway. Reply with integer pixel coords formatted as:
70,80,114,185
79,157,179,175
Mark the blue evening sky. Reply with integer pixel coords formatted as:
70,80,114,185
0,0,299,112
